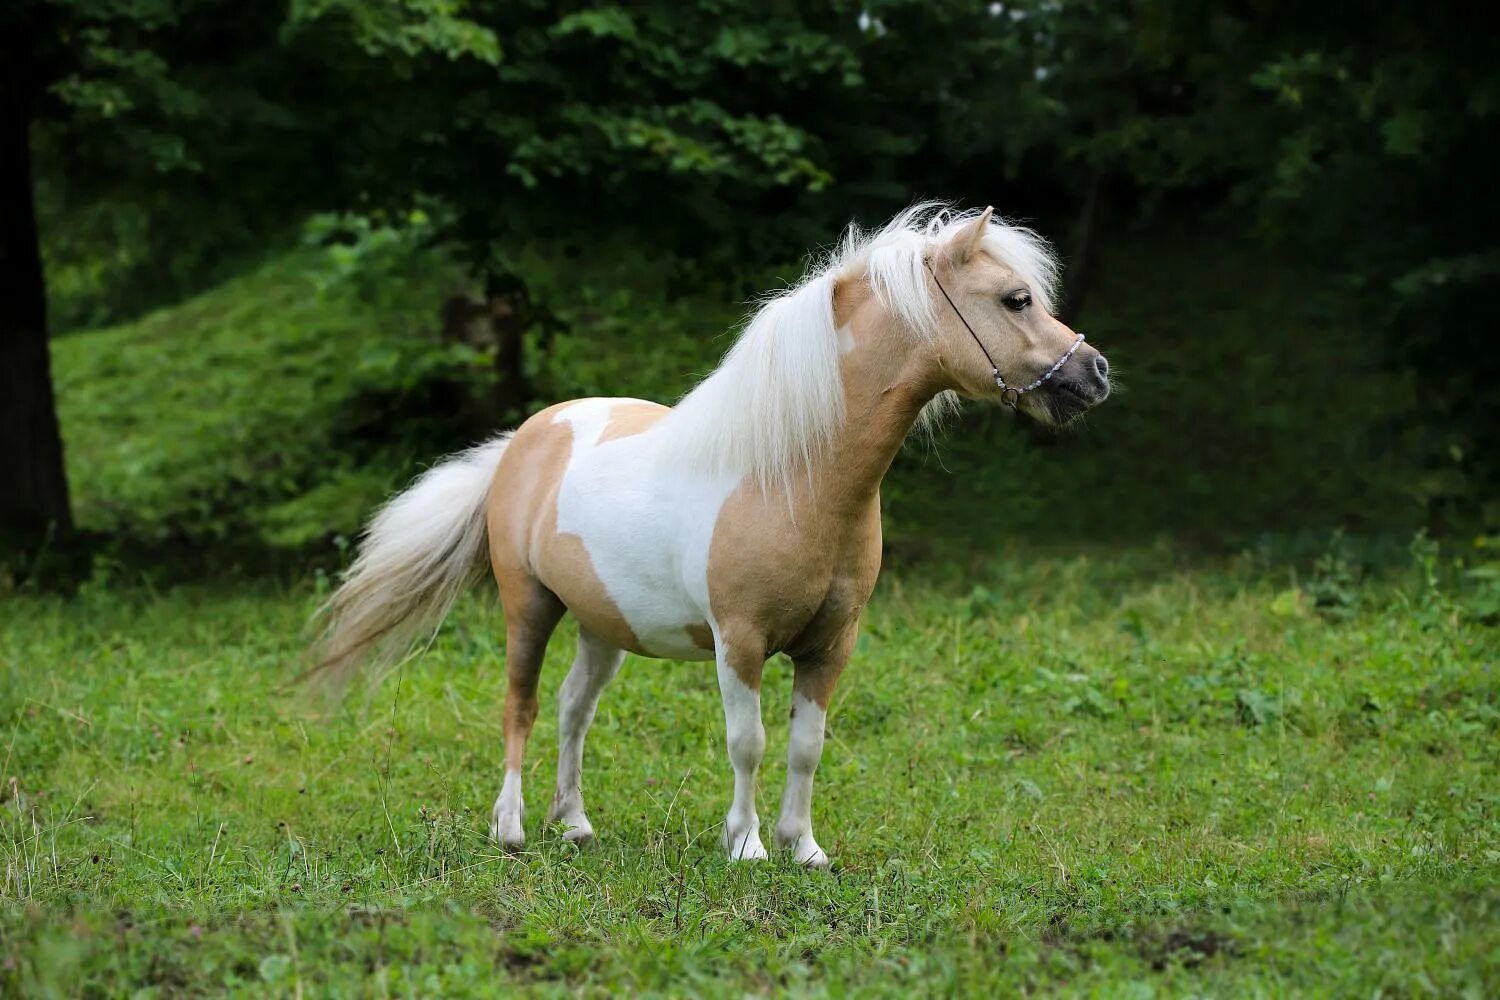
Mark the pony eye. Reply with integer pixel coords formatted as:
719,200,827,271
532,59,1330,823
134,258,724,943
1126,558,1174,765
1002,290,1032,312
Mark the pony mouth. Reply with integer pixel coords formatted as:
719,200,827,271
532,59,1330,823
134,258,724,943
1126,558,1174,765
1040,381,1107,424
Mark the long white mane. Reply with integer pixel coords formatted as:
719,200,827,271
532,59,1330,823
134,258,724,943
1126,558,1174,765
660,202,1060,494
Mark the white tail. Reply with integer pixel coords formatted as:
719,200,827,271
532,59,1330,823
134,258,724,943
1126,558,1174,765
309,433,511,688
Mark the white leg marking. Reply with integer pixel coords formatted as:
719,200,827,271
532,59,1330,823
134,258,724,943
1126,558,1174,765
490,770,525,849
717,656,768,861
775,693,830,869
549,629,625,843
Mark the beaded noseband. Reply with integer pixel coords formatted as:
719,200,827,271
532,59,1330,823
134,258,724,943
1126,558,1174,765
927,264,1084,410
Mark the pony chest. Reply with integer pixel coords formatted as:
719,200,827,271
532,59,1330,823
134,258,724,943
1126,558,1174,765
706,499,883,654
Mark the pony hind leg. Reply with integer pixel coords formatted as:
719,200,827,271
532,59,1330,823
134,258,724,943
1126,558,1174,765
548,628,626,843
490,574,565,850
774,629,857,870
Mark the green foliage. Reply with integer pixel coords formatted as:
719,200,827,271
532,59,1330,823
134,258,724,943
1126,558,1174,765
1307,531,1362,621
27,0,1498,494
1460,556,1500,625
289,0,503,63
25,0,345,332
880,225,1423,554
1,546,1495,994
273,0,914,278
1234,9,1499,489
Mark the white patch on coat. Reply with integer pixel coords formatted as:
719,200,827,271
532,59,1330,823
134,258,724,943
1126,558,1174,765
550,399,738,661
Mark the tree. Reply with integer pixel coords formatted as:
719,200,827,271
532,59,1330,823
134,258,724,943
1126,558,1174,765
2,0,378,555
2,1,75,553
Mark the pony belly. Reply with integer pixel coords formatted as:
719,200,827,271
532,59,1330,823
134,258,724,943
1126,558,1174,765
549,512,721,661
626,617,717,661
543,547,717,661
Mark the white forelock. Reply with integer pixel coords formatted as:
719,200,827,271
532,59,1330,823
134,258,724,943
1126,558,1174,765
852,201,1061,328
661,202,1059,494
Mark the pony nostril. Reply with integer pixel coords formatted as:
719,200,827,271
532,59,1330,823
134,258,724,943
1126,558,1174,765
1092,354,1109,382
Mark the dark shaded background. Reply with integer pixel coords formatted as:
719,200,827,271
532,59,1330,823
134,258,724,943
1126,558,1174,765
2,0,1495,580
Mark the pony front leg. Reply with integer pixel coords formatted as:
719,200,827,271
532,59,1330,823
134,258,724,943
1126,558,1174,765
715,635,768,861
774,693,830,868
548,628,625,843
775,636,854,869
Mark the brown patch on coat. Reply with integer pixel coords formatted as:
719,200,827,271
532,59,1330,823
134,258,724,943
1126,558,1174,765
831,274,869,331
685,623,716,652
713,621,769,690
792,623,861,709
598,402,667,443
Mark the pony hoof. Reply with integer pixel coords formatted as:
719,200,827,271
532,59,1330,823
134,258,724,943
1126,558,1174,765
549,799,595,844
775,827,829,869
492,829,526,852
560,821,595,845
723,828,769,862
492,828,526,852
778,832,829,869
491,806,525,851
728,842,769,862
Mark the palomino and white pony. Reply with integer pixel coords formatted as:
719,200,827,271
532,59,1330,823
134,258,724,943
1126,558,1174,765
313,204,1111,867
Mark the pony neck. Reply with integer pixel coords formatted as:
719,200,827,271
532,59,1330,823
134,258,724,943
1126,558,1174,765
798,294,944,517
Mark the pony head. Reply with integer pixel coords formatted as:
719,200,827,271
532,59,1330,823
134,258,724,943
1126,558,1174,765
856,203,1111,426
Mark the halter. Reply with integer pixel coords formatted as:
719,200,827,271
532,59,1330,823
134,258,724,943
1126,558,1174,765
927,264,1084,410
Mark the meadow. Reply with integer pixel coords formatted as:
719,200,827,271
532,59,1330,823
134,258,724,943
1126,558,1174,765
3,543,1495,996
3,230,1497,996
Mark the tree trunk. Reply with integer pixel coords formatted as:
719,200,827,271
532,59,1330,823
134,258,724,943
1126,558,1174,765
481,272,536,427
0,98,73,551
440,288,532,433
486,293,529,425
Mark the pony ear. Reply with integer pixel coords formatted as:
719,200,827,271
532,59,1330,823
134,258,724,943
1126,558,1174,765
950,206,994,265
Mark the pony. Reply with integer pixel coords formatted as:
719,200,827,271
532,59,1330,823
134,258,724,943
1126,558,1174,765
312,203,1111,867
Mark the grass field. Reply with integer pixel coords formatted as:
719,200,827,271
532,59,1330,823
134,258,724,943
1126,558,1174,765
3,543,1496,996
7,229,1496,995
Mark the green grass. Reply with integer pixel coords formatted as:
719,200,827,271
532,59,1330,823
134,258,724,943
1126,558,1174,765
2,548,1496,995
